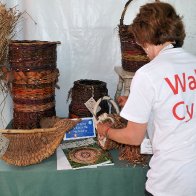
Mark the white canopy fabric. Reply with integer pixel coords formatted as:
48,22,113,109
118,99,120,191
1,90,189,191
0,0,196,128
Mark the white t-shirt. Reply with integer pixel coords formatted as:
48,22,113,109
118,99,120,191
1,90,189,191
120,44,196,196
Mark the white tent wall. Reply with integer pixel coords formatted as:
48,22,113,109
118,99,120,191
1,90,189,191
0,0,196,128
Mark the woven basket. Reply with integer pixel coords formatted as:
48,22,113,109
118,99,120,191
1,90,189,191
9,40,60,129
119,0,149,72
93,96,150,165
13,107,56,129
9,40,60,71
68,79,109,118
0,118,80,166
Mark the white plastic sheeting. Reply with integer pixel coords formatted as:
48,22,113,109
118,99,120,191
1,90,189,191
0,0,196,128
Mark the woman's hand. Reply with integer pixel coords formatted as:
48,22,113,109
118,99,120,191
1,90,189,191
117,96,128,108
97,122,111,140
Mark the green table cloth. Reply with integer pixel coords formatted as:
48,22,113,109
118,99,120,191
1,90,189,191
0,150,148,196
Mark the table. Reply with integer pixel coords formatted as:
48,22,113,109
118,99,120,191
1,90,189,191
0,150,148,196
114,66,135,100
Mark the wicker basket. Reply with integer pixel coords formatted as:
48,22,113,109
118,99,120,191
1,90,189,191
9,40,60,71
8,40,60,129
68,79,109,118
93,96,150,165
119,0,149,72
0,118,80,166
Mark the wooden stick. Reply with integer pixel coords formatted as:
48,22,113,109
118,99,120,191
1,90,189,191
0,127,57,134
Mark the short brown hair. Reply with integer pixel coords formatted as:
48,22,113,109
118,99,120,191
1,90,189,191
130,2,186,47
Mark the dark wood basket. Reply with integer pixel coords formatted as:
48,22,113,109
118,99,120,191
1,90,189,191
68,79,109,118
8,40,60,129
119,0,149,72
9,40,60,71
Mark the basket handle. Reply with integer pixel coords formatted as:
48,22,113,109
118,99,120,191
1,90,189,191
120,0,159,26
93,96,120,127
120,0,133,26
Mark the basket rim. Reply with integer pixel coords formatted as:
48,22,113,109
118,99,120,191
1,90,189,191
10,40,61,46
0,118,81,134
74,79,107,87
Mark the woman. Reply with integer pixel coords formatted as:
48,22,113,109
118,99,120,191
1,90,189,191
97,2,196,196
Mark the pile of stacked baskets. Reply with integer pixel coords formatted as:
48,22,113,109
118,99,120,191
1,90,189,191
9,40,60,129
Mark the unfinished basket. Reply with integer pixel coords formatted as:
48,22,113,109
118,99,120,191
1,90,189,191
119,0,149,72
93,96,120,150
94,96,150,165
0,118,80,166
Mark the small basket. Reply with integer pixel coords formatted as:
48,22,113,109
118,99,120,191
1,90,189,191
93,96,150,165
0,118,80,166
68,79,109,118
119,0,149,72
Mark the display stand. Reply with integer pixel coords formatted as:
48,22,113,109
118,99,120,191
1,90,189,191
114,66,135,100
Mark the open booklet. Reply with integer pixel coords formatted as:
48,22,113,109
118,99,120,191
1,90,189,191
56,138,114,170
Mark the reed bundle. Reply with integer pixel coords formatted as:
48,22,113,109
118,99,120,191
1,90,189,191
0,3,21,126
0,4,21,65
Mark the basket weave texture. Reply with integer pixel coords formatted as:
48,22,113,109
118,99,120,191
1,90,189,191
119,0,149,72
9,40,59,71
68,79,109,118
1,118,80,166
9,40,60,129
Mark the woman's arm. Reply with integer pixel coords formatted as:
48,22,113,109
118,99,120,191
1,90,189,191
97,121,147,146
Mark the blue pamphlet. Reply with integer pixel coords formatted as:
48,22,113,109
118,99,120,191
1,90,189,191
64,117,96,140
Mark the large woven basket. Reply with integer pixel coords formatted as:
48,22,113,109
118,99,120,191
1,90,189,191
9,40,60,129
93,96,150,165
68,79,109,118
119,0,149,72
0,118,80,166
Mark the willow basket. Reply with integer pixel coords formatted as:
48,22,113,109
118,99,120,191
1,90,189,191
94,96,150,165
8,40,60,129
68,79,109,118
119,0,149,72
0,118,80,166
9,40,60,71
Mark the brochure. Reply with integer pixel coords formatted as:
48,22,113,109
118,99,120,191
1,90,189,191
57,138,113,170
64,117,96,140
